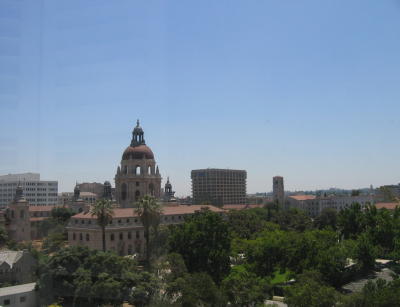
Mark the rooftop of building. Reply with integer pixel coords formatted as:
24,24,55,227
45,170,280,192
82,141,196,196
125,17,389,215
28,205,59,212
0,173,40,181
72,204,224,219
191,168,247,173
288,195,317,201
59,192,97,197
0,282,36,296
375,202,400,210
122,144,155,160
223,204,265,210
0,250,25,268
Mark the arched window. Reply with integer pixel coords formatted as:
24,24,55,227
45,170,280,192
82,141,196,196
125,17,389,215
128,232,132,239
119,233,123,240
148,165,151,174
123,166,128,174
135,190,140,201
121,183,127,200
110,234,115,241
79,233,83,241
135,165,141,175
86,234,90,241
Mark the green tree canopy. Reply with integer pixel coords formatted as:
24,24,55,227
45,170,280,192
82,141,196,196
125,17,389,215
168,208,231,284
221,265,270,307
37,246,157,307
284,271,339,307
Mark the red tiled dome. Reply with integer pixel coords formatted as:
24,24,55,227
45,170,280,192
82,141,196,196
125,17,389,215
122,145,154,160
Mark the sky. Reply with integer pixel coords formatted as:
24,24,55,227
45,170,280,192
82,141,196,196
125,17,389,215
1,0,400,196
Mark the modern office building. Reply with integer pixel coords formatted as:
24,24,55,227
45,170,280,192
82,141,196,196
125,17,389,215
0,173,58,207
191,169,247,206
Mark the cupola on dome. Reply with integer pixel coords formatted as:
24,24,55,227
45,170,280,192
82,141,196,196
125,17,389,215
121,120,155,160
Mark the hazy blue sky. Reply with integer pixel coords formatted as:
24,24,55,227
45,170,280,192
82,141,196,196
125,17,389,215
1,0,400,196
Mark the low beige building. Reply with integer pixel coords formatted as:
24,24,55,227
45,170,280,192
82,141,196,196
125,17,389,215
0,282,37,307
287,194,374,217
67,205,225,256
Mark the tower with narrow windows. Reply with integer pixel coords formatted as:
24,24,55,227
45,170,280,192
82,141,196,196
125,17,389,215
163,177,176,202
6,184,31,242
115,120,162,208
273,176,285,206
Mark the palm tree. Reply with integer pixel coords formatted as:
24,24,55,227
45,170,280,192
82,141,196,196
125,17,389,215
90,199,114,252
135,195,162,266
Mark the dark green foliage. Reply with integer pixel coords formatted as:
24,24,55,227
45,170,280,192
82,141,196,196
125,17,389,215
353,232,378,272
284,271,339,307
157,253,226,307
338,203,365,239
314,208,338,230
37,246,157,307
227,208,270,239
42,232,66,254
177,272,227,307
168,209,231,284
36,207,74,239
51,207,74,223
341,279,400,307
221,265,270,307
244,229,350,287
270,208,313,232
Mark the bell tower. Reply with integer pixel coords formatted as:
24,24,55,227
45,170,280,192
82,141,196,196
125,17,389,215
115,121,162,207
6,183,31,242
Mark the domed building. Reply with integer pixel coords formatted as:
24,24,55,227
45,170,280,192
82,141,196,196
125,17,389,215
115,120,162,207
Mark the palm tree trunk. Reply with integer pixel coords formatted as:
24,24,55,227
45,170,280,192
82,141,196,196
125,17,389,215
145,227,150,267
102,225,106,252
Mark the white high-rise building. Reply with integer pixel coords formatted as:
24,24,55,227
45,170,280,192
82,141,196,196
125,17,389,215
0,173,58,207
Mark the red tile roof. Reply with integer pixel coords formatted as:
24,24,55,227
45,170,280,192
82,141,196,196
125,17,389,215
29,206,59,212
72,205,224,219
30,217,47,222
375,202,400,210
288,195,316,201
223,204,265,210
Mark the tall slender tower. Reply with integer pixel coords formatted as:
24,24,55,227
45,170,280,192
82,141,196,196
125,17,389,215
273,176,285,206
6,184,31,242
115,120,162,207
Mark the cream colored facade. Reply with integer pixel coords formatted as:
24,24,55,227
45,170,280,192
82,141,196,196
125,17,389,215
67,205,225,256
287,194,375,217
